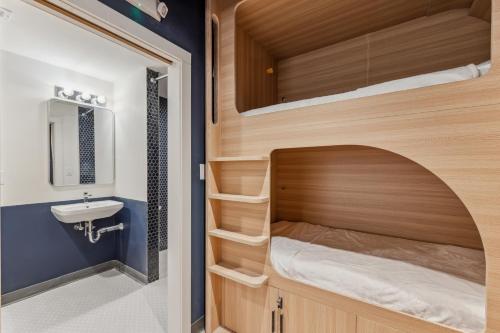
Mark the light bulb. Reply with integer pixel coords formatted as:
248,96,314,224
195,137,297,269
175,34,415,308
97,95,106,104
77,92,91,102
63,88,74,97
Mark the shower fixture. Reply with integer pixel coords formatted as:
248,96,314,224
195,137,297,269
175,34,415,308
150,73,168,83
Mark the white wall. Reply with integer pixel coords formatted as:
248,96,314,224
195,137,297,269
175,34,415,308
0,50,115,206
113,68,148,202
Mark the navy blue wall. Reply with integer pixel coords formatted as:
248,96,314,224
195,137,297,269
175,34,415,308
1,200,116,294
114,197,148,275
98,0,206,323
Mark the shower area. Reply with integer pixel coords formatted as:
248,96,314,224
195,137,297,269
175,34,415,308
146,69,169,282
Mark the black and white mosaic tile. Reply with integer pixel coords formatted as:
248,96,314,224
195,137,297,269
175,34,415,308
146,69,160,282
78,107,95,184
158,97,168,251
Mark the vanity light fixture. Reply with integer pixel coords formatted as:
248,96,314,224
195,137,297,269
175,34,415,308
90,95,107,106
76,92,91,102
57,87,74,98
54,86,107,107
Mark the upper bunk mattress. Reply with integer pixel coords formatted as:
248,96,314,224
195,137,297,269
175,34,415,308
271,221,486,333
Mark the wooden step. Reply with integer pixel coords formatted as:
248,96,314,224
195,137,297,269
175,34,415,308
209,155,269,162
208,193,269,203
209,229,268,246
208,264,268,288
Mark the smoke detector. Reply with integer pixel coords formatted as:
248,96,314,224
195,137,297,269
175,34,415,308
0,7,13,22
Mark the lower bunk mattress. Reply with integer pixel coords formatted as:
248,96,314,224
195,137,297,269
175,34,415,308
271,221,486,333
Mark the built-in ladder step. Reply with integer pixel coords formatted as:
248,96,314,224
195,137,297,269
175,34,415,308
209,229,268,246
208,264,268,288
208,193,269,204
214,326,234,333
209,155,269,162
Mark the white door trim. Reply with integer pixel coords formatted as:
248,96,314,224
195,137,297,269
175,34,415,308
23,1,192,332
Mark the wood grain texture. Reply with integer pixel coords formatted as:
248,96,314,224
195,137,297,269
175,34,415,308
280,289,357,333
256,9,491,107
368,9,490,85
222,281,274,333
272,145,482,249
277,36,368,103
205,0,500,332
235,0,474,59
470,0,492,21
357,317,405,333
236,27,277,112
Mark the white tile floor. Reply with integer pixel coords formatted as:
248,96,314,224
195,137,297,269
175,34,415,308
2,251,168,333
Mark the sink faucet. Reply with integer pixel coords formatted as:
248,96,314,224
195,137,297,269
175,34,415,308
83,192,92,204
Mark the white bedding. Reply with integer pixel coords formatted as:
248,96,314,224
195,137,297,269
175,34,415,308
244,61,491,117
271,221,485,333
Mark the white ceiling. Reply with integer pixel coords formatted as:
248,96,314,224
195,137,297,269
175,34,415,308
0,0,166,83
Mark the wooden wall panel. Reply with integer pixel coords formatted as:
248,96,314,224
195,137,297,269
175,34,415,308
220,201,269,236
276,10,490,104
218,160,269,195
357,317,406,333
235,28,276,112
272,145,483,249
236,0,474,59
277,36,368,103
369,9,491,85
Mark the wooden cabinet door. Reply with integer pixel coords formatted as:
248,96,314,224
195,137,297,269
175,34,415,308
278,290,356,333
221,280,277,333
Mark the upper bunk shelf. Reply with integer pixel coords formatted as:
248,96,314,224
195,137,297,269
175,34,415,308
232,0,492,114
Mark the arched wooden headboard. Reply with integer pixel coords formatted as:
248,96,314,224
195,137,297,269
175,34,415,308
272,145,483,249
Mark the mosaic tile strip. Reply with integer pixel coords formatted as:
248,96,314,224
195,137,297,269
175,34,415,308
158,97,168,251
78,107,95,184
146,69,160,282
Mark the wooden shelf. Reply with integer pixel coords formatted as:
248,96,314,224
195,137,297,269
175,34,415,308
214,327,234,333
209,155,269,162
208,193,269,203
209,229,268,246
208,264,268,288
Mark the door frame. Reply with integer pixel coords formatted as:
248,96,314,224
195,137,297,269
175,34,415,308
23,1,192,332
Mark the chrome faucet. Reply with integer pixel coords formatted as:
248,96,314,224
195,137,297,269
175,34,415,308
83,192,92,204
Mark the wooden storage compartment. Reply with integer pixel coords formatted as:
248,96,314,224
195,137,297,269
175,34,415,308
235,0,491,113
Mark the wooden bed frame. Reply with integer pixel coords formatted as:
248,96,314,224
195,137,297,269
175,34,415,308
205,0,498,332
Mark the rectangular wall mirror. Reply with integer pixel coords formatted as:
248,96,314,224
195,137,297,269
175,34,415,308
48,99,114,186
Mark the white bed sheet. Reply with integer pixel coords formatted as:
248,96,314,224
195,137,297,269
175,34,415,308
271,222,485,333
244,62,491,117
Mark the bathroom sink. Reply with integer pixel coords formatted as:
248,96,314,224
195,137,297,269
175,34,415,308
51,200,124,223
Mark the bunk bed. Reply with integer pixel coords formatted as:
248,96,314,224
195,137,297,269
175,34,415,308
205,1,497,333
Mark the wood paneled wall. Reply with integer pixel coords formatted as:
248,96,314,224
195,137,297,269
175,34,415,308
272,145,483,249
236,28,277,112
235,0,476,59
277,9,490,103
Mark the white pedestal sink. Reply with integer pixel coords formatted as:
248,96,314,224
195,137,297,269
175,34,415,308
51,200,124,223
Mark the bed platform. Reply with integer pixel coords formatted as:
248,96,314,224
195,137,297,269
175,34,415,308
271,221,485,333
205,0,498,332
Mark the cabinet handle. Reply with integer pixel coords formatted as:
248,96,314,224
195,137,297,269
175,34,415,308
280,313,284,333
272,310,276,332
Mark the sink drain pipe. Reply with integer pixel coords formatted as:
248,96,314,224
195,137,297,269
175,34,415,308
75,221,124,244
